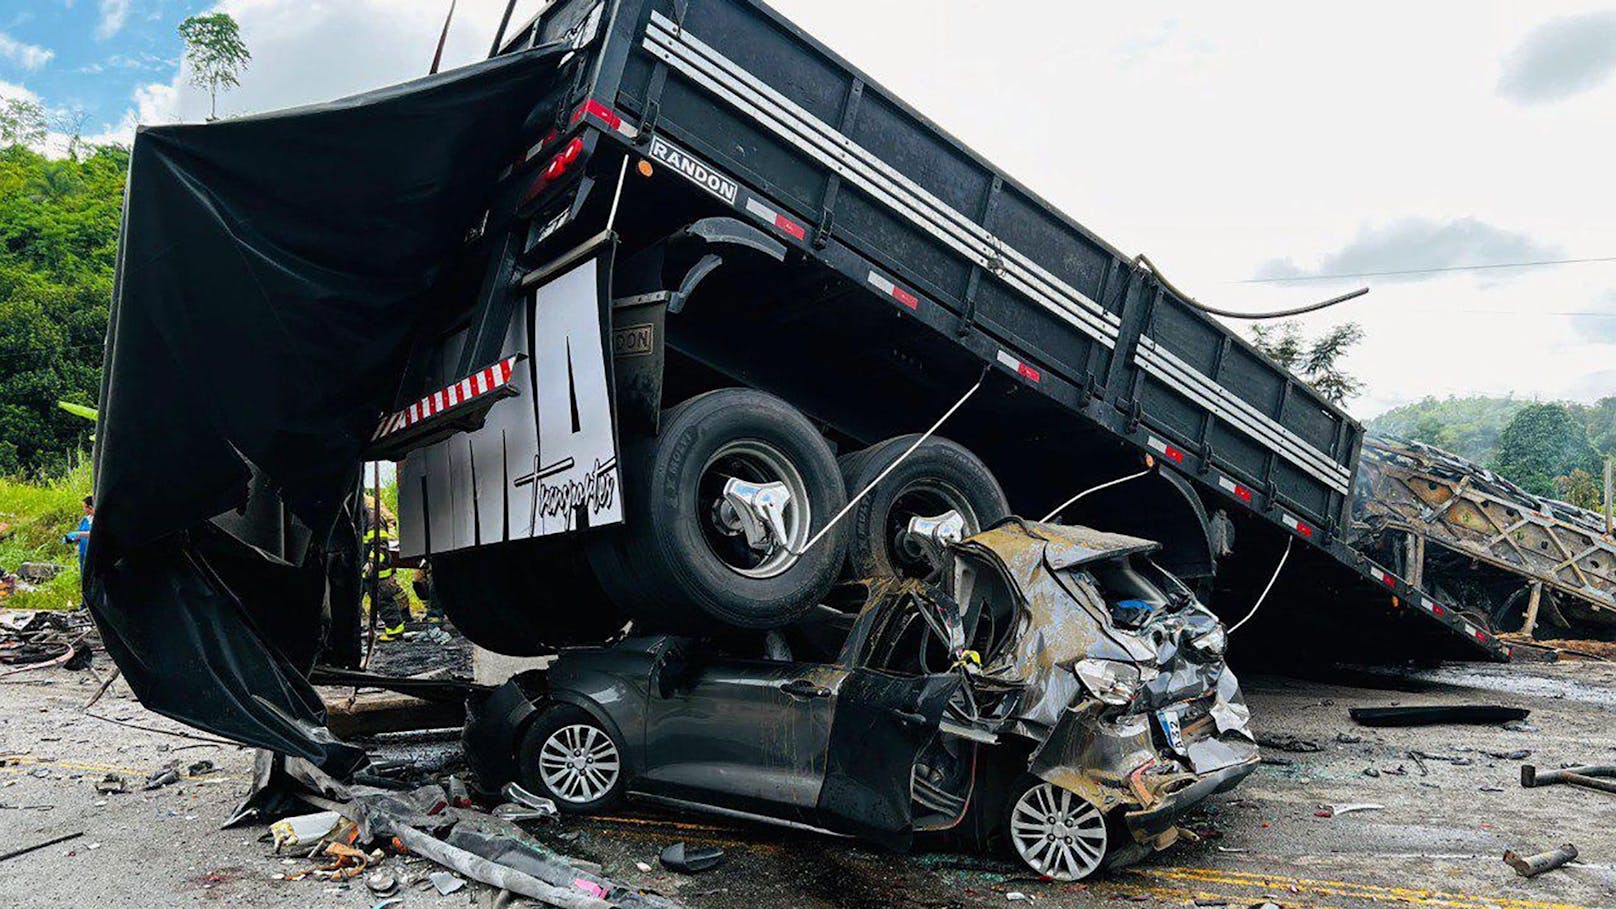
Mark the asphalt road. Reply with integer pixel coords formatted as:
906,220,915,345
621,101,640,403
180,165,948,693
3,656,1616,909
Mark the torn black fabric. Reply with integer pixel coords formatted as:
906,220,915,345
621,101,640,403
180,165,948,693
87,46,568,770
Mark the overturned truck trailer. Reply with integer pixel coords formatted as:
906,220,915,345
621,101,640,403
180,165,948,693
1355,436,1616,637
88,0,1509,772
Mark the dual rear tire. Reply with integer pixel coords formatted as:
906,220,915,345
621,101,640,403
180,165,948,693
588,388,1010,631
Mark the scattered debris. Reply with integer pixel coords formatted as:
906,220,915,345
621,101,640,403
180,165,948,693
1521,763,1616,795
142,767,180,790
1336,733,1362,744
0,831,83,863
1317,803,1384,818
1503,719,1538,733
1484,749,1532,760
270,811,343,851
1504,843,1578,878
1350,705,1530,727
1362,767,1381,778
94,773,127,794
1409,750,1473,766
1257,734,1321,753
365,869,398,895
660,841,725,873
187,759,216,777
429,871,466,895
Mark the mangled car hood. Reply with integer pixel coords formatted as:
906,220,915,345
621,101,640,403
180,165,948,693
949,520,1258,825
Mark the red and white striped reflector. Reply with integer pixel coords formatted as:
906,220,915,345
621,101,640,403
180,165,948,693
372,356,518,442
1146,435,1186,465
867,271,919,310
1369,566,1397,589
1281,513,1314,538
744,197,806,240
1216,474,1253,503
1421,596,1446,617
571,99,635,137
995,350,1042,383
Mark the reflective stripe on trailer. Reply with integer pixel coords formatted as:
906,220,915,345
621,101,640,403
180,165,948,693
744,197,807,240
1280,512,1314,538
995,350,1042,383
1421,596,1447,617
1216,473,1253,503
571,99,638,139
1368,565,1398,589
867,271,920,309
1145,435,1186,465
372,356,518,441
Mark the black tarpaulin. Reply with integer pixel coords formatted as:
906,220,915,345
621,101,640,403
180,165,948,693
87,45,568,771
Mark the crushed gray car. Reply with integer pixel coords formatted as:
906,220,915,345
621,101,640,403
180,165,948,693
466,519,1259,880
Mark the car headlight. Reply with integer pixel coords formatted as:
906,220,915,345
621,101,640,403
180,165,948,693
1073,658,1145,706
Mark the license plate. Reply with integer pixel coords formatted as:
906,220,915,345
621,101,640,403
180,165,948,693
1155,707,1186,753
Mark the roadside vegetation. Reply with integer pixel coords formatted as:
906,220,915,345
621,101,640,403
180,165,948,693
0,460,92,610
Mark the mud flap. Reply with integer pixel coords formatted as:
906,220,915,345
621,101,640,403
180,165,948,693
400,244,626,557
815,670,965,847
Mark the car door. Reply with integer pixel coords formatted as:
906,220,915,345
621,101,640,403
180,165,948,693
812,584,976,844
637,653,846,822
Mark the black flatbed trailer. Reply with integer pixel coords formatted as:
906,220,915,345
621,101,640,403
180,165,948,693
395,0,1507,661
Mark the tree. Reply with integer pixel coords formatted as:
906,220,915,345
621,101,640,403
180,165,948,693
1249,320,1365,404
0,97,46,148
1492,403,1599,497
178,13,251,121
1555,468,1603,510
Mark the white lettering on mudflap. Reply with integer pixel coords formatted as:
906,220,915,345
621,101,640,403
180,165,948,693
649,137,738,204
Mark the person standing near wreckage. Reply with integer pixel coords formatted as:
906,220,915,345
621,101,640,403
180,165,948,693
62,495,93,574
362,494,408,642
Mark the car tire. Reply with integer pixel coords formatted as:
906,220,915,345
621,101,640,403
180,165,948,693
587,388,850,631
516,704,625,814
838,435,1009,579
1000,775,1109,881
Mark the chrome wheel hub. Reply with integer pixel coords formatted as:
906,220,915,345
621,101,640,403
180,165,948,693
1009,782,1107,881
698,440,812,579
537,724,620,804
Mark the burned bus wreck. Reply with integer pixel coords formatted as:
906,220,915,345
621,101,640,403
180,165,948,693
465,521,1257,881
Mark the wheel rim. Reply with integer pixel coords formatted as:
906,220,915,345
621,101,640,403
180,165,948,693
698,439,812,579
1009,782,1107,881
537,723,621,804
886,479,977,577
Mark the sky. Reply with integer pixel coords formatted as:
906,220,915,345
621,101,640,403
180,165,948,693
2,1,1614,419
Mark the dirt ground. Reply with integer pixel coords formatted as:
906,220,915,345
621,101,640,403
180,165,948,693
4,655,1616,909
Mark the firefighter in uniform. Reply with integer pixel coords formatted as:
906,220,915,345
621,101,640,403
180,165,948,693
362,495,409,642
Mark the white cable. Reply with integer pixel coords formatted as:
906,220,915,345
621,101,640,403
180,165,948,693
791,373,985,555
1039,468,1154,523
605,155,630,232
1227,537,1293,635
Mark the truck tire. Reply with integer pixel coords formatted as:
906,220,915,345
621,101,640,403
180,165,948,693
587,388,850,630
839,435,1009,579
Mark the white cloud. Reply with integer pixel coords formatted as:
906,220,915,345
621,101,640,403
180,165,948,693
96,0,131,41
0,31,54,70
0,79,40,104
1498,11,1616,104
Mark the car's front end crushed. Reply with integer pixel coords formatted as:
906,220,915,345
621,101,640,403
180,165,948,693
948,520,1260,866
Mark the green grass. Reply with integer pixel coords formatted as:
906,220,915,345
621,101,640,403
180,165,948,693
0,460,93,610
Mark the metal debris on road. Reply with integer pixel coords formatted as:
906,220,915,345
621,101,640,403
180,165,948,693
0,831,84,863
659,841,724,873
1483,749,1532,760
1503,843,1578,878
1317,803,1385,818
270,810,342,851
1350,705,1530,727
1521,763,1616,795
430,870,466,895
142,767,180,790
1257,734,1321,753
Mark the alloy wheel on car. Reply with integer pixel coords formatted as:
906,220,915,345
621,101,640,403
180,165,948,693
1008,781,1107,881
537,723,621,804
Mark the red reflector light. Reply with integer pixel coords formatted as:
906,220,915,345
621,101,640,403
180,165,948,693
543,157,567,181
572,99,622,131
1163,445,1185,464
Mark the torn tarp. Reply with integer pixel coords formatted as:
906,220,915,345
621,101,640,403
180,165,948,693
86,44,571,771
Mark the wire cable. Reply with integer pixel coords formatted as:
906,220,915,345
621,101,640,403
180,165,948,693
1240,255,1616,284
1227,537,1292,635
1135,254,1369,320
1039,468,1154,523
